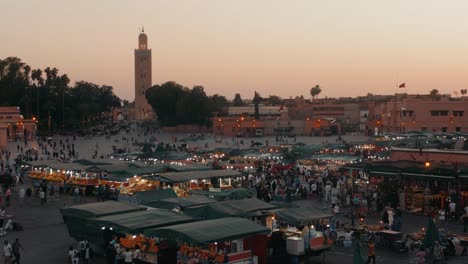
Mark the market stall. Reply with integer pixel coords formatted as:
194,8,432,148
89,209,197,263
144,217,270,264
184,198,277,221
61,201,146,242
157,170,242,196
274,206,335,255
118,189,178,206
155,195,216,210
188,188,256,201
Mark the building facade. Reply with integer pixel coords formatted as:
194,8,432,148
134,29,154,120
287,99,361,132
213,106,337,137
0,107,36,149
368,95,468,134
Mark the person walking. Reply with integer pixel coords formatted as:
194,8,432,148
68,245,79,264
133,245,141,264
73,187,80,203
449,200,456,222
365,240,376,264
433,241,444,263
12,238,24,264
3,240,13,264
5,188,11,208
39,189,46,206
123,248,133,264
18,187,25,207
0,207,5,236
83,243,93,264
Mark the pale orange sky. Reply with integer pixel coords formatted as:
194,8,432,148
1,1,468,101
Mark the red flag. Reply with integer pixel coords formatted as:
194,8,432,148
278,105,284,111
399,83,406,88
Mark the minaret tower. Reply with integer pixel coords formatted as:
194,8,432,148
134,27,153,120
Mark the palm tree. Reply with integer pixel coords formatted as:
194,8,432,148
429,89,440,100
31,69,43,119
310,85,322,99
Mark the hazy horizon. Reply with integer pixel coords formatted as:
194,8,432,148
2,1,468,101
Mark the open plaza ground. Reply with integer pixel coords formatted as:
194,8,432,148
1,129,467,263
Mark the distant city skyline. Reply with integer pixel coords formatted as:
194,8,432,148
1,1,468,101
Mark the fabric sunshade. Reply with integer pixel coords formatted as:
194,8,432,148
144,217,269,246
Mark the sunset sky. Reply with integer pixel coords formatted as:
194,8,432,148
2,1,468,101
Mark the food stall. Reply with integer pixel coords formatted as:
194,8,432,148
157,170,242,196
61,201,146,243
183,198,277,222
144,217,270,264
89,209,197,263
188,188,256,202
274,207,334,255
119,176,161,195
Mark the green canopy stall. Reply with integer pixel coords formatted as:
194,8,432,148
88,209,196,234
188,188,256,201
185,198,277,220
156,195,216,210
144,217,270,246
275,207,333,227
61,201,146,241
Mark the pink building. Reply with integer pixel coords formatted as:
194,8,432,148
0,106,37,149
391,147,468,165
368,95,468,134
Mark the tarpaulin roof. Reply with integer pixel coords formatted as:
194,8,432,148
184,198,276,219
168,164,212,172
88,209,196,234
157,195,216,209
275,207,333,226
135,189,178,206
144,217,270,246
25,160,89,171
61,201,146,242
158,170,241,183
105,164,168,181
217,198,276,214
61,201,145,219
188,188,256,201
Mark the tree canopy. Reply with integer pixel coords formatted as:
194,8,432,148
0,57,121,131
310,85,322,99
266,95,283,106
232,93,245,106
429,89,441,100
145,81,229,127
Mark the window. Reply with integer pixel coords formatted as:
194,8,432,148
453,111,464,117
421,127,427,132
456,127,461,132
442,127,447,132
402,110,413,117
430,110,449,116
